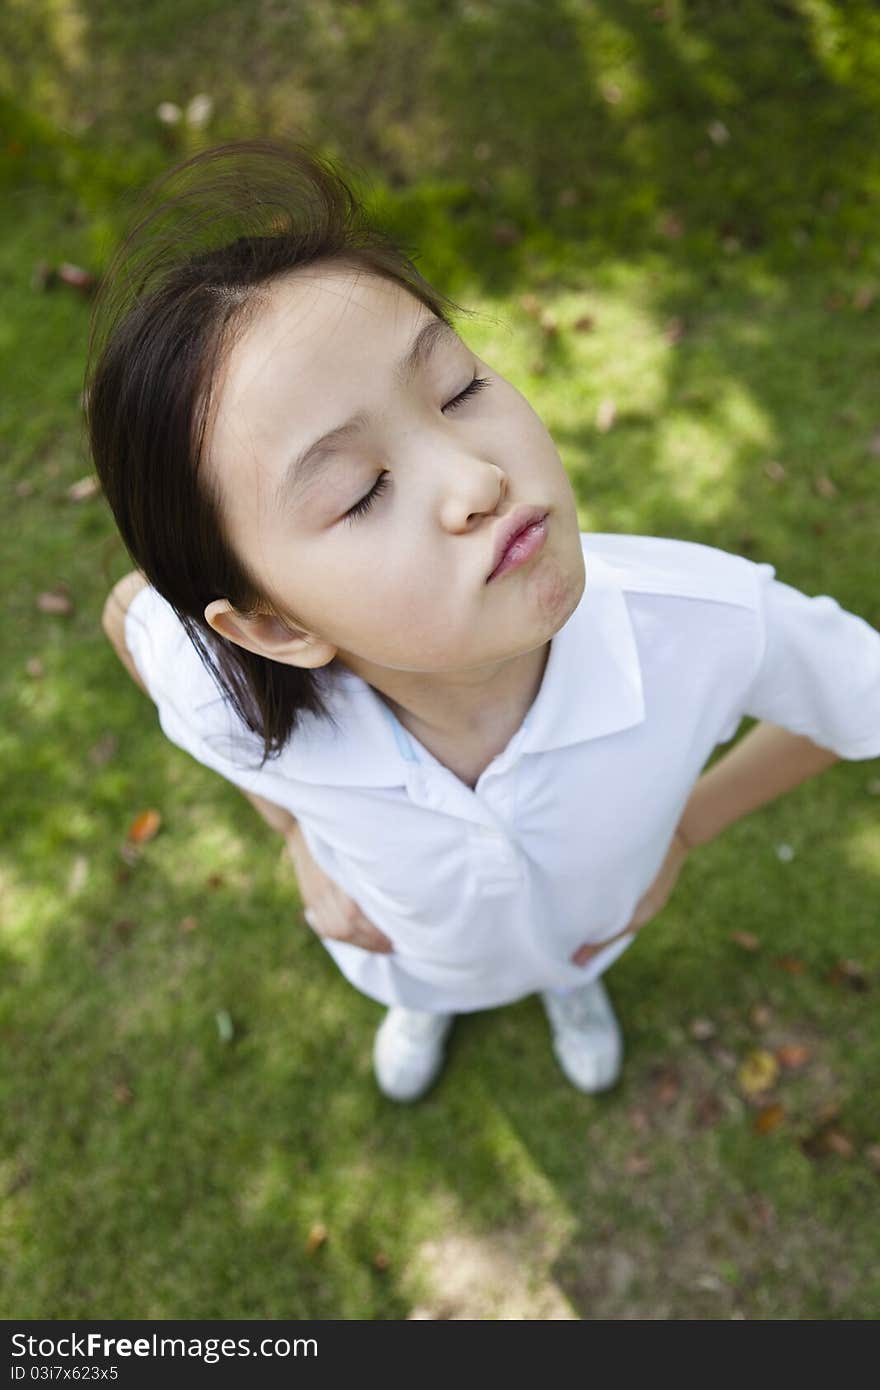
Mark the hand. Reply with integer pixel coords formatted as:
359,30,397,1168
571,826,692,967
285,825,394,954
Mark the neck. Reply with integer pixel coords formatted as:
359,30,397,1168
367,641,551,745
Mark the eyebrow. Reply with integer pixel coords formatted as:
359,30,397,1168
273,316,462,511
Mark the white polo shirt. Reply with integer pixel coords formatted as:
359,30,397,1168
124,532,880,1013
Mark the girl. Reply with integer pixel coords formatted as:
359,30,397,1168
92,137,880,1103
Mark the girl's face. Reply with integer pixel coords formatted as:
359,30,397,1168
202,264,585,684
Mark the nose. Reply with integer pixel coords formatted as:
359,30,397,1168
437,455,508,529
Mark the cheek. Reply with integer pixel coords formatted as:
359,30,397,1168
343,586,474,669
534,549,583,626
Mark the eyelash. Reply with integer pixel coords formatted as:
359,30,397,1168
342,376,492,525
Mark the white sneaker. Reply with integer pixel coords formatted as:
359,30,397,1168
540,979,623,1093
372,1006,455,1102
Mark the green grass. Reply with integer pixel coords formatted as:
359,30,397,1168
2,0,879,1320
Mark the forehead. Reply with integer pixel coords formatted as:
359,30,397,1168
203,266,436,514
219,266,421,407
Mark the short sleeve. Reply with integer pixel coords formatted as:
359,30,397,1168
122,584,275,789
741,561,880,760
123,583,171,703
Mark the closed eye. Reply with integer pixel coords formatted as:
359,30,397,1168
342,375,492,525
442,374,492,413
343,471,391,525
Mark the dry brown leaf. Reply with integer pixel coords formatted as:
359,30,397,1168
66,475,99,502
731,930,760,951
306,1222,328,1255
775,1043,811,1070
749,1003,773,1028
753,1103,785,1135
491,221,521,246
746,1194,776,1231
178,915,198,933
126,809,161,843
707,120,730,146
57,262,96,293
801,1125,854,1160
88,732,118,765
37,590,73,615
693,1092,723,1129
653,1066,681,1105
827,959,869,991
774,955,806,974
114,1083,133,1105
623,1153,654,1175
372,1251,391,1272
184,93,213,127
826,1131,854,1157
853,285,876,311
659,211,684,238
814,474,838,499
736,1049,779,1097
573,314,595,332
815,1100,841,1125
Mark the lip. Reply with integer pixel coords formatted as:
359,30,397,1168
486,505,549,582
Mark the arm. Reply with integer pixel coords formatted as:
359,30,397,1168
100,575,387,950
574,721,842,964
102,571,152,697
676,720,841,850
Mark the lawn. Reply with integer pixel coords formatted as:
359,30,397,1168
1,0,879,1319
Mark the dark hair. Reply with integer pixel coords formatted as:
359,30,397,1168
85,135,480,769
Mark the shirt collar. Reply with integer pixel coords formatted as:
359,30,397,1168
250,541,645,787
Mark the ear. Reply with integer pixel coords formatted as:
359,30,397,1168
203,598,337,670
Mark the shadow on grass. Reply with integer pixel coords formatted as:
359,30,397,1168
3,674,878,1317
3,0,880,273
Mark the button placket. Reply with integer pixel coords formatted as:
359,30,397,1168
467,817,523,892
